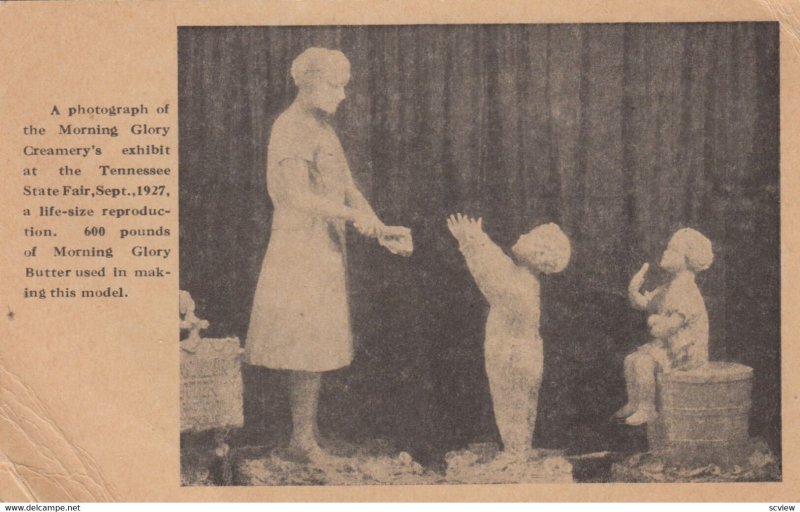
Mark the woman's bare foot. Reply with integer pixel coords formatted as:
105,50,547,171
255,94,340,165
611,403,637,421
286,439,347,467
624,407,657,426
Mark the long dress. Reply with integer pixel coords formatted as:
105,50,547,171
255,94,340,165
245,104,355,372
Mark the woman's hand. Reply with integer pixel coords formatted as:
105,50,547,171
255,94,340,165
378,225,413,256
447,214,483,244
353,213,384,238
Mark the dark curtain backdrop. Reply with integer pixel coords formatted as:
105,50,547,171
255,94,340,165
179,24,780,464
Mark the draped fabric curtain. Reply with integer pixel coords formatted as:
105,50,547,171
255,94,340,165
179,24,779,462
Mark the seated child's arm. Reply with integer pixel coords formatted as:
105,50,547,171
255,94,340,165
647,281,705,337
648,312,686,338
447,214,520,304
628,263,662,310
657,280,706,357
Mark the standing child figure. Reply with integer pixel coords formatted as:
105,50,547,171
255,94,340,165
447,214,571,460
615,228,714,426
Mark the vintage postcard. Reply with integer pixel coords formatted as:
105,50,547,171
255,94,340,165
1,0,798,503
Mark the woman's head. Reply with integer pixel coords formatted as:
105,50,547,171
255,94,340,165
291,47,351,114
660,228,713,273
512,223,571,275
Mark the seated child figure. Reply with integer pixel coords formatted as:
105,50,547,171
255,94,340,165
615,228,713,426
447,214,571,459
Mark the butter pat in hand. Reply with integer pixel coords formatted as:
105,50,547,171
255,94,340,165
378,226,413,256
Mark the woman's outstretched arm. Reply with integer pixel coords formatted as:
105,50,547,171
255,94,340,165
271,157,365,223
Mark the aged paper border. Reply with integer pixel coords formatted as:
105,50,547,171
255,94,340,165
0,0,798,502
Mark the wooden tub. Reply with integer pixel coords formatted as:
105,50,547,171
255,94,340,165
647,362,753,467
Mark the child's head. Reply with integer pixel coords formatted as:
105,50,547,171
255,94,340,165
660,228,713,273
512,223,571,275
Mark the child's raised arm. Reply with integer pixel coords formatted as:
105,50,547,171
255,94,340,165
447,214,521,304
628,263,664,311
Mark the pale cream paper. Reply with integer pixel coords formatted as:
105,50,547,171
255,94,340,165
0,0,798,502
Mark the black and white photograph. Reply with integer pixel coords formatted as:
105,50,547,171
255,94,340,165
177,23,781,485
